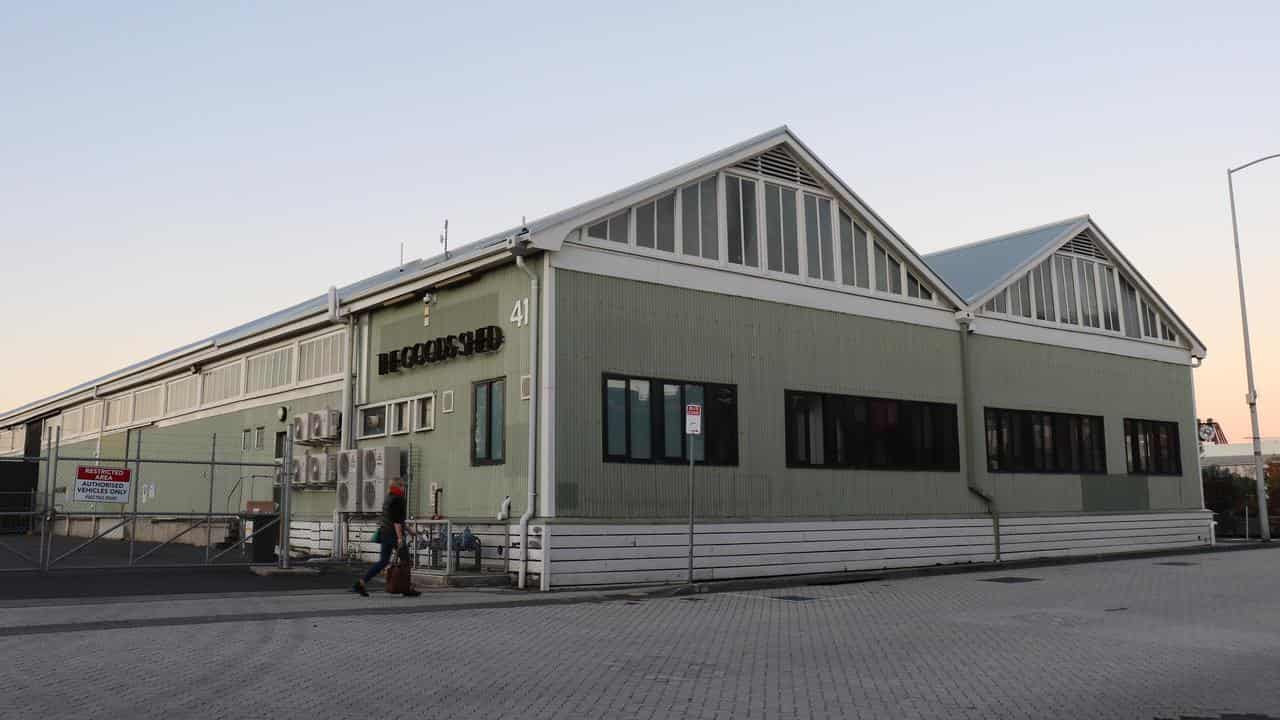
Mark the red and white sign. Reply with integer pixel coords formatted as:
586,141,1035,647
73,466,132,503
685,404,702,436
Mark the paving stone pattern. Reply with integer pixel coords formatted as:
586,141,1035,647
4,549,1280,719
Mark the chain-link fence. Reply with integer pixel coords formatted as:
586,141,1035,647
0,426,311,572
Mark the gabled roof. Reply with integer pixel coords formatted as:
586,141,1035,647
536,126,967,308
922,216,1088,304
924,215,1206,358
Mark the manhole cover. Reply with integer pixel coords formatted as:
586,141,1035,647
1155,561,1198,566
771,595,815,602
982,576,1041,584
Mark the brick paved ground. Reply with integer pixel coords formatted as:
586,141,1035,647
3,548,1280,720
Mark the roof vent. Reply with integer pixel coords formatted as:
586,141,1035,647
735,146,822,189
1062,231,1107,260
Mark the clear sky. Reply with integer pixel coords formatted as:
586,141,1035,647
3,2,1279,439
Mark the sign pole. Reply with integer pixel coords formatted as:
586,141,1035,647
684,403,702,586
687,450,694,585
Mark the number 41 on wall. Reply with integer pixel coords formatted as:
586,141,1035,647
510,297,530,327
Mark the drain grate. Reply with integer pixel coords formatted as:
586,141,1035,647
981,576,1041,584
1155,561,1197,566
1104,607,1128,612
771,595,816,602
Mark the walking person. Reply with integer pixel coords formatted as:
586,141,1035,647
352,477,420,597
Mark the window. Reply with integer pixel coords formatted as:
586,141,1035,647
201,362,243,404
83,403,102,433
874,243,902,294
472,378,505,465
1160,318,1177,342
1119,277,1141,339
1054,255,1079,325
274,431,287,460
105,396,132,428
984,290,1008,314
1031,259,1056,322
603,374,738,465
803,194,835,281
1124,418,1181,475
166,376,199,414
134,386,164,421
587,210,629,245
838,211,862,288
1008,275,1032,318
1141,300,1158,338
246,346,293,393
633,192,676,252
724,175,759,267
298,332,345,381
678,177,719,260
764,183,799,274
906,273,933,301
242,429,253,451
441,390,455,414
414,395,435,432
984,408,1106,474
358,405,387,438
785,391,959,471
61,408,83,436
1100,267,1121,332
1077,259,1100,328
390,400,410,435
255,427,265,450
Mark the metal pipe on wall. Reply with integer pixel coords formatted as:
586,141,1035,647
956,314,1000,562
514,253,539,590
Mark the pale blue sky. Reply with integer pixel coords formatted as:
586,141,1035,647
3,1,1279,436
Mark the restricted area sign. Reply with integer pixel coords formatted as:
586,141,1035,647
685,403,702,436
73,466,132,504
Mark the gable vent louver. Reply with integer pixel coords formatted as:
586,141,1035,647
735,146,822,189
1063,231,1107,260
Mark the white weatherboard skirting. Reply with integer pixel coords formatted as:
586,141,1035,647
542,512,1212,587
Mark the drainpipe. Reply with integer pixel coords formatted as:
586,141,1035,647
509,229,539,589
956,312,1000,562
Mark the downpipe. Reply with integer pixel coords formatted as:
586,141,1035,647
956,313,1000,562
514,249,539,589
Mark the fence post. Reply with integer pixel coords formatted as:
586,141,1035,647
128,431,143,566
39,428,53,573
280,439,292,569
206,434,216,563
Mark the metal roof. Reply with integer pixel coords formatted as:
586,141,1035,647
0,233,507,422
922,216,1087,304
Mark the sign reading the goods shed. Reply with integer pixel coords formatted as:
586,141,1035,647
73,466,132,503
377,325,504,375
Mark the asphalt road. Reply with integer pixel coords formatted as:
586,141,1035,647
4,548,1280,719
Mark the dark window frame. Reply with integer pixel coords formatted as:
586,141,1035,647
984,407,1107,474
784,390,961,472
601,373,738,466
471,377,506,466
1123,418,1182,476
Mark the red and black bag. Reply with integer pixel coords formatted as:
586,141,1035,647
385,544,413,594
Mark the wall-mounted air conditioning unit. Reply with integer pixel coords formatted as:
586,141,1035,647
308,409,340,442
336,449,361,513
304,452,323,486
291,415,310,443
361,445,401,511
287,455,306,486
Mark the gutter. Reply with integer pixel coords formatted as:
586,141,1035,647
509,228,540,589
955,311,1000,562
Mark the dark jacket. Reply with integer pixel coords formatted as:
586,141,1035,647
378,493,407,543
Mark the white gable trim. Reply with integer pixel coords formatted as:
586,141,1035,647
552,243,958,332
967,218,1205,358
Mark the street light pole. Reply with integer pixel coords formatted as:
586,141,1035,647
1227,152,1280,542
